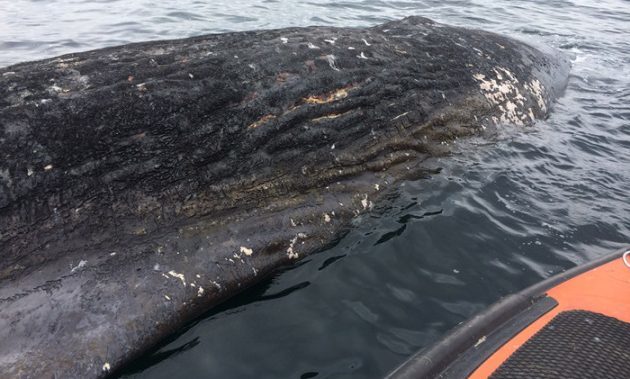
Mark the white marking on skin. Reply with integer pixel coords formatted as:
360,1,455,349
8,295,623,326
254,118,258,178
331,143,335,150
240,246,253,256
290,218,297,227
324,213,331,223
164,294,171,300
326,55,340,71
357,52,368,60
44,164,53,171
168,270,186,286
197,286,204,297
188,73,194,79
374,184,380,191
362,38,371,46
2,71,16,77
110,252,117,256
102,363,111,372
280,37,288,44
347,46,355,50
248,64,256,70
324,38,337,44
153,264,160,271
161,273,170,279
307,42,320,49
211,280,222,290
392,111,409,121
70,260,87,273
27,168,34,176
196,274,201,279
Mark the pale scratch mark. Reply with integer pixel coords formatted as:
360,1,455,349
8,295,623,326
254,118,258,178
326,54,340,71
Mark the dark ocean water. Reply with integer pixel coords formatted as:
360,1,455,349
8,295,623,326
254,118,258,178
2,0,629,378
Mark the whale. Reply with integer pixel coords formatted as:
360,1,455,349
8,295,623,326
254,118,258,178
0,16,569,378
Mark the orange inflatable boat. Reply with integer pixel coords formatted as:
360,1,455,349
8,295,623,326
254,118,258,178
387,247,630,378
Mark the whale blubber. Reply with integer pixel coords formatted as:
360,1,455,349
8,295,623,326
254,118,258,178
0,16,569,378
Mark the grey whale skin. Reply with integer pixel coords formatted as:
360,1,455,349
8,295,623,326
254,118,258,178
0,17,568,378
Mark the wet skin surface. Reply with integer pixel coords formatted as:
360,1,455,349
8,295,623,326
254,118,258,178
0,17,568,378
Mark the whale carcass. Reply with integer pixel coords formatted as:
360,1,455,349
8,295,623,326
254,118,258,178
0,16,569,378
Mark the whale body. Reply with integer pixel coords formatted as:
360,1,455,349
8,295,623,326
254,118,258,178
0,16,569,378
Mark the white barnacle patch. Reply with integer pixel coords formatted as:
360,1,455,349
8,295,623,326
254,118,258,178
324,213,331,223
357,52,368,60
287,233,307,259
168,270,186,286
197,286,204,297
362,38,372,46
472,67,533,125
70,260,87,273
374,184,380,191
307,42,320,49
361,195,369,210
102,362,111,372
280,37,288,44
240,246,253,256
26,167,34,176
525,78,547,113
324,38,337,45
347,46,355,50
164,294,171,301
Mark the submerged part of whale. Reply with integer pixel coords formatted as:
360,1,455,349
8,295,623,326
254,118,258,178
0,16,568,378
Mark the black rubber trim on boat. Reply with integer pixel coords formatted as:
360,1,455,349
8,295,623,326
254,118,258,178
441,296,558,378
385,246,629,379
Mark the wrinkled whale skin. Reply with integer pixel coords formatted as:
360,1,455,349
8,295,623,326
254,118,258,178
0,16,569,378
